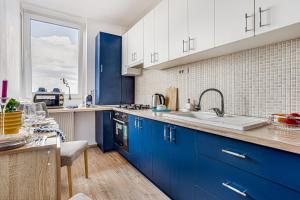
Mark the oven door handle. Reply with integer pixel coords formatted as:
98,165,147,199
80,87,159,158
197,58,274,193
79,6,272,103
113,118,125,124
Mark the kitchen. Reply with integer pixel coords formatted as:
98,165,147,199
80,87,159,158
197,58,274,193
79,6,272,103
1,0,300,199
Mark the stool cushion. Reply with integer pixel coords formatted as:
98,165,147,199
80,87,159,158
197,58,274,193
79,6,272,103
69,193,92,200
61,141,88,166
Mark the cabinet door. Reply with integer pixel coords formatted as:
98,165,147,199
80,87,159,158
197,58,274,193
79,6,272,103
152,121,172,195
134,19,144,64
143,10,155,68
95,111,113,152
154,0,169,65
122,32,128,75
188,0,214,53
95,32,122,105
127,27,135,66
169,0,189,60
215,0,254,46
128,115,140,167
169,126,196,200
255,0,300,35
138,118,153,179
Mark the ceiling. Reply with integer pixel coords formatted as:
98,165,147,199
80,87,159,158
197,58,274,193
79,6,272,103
22,0,161,27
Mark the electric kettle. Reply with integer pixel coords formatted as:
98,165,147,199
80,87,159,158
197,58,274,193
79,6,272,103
151,93,165,108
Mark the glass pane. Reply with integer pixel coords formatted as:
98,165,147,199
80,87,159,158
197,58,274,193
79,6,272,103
31,19,80,94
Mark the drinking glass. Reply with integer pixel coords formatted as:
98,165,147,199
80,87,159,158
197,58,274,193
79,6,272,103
35,103,46,123
22,103,36,133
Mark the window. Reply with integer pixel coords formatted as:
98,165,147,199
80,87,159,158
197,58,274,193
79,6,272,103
23,12,83,98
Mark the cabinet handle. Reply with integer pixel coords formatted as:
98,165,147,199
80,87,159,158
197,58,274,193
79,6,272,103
100,64,103,73
134,118,137,128
169,127,176,143
245,13,254,32
188,37,195,51
164,126,169,141
134,52,137,61
109,112,112,120
259,7,271,27
222,182,247,197
222,149,246,159
139,119,142,129
183,40,188,53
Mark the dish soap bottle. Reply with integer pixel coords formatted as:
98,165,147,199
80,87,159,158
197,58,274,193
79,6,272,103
185,98,193,111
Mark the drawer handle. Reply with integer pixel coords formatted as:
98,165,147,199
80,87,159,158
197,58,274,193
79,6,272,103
222,182,247,197
222,149,246,159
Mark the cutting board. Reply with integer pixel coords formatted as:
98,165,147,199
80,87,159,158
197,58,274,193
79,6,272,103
166,87,178,111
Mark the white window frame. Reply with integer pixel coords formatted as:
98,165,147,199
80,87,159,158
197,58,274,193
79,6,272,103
22,11,84,100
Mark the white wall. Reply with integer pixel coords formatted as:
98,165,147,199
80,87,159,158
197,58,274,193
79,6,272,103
0,0,21,99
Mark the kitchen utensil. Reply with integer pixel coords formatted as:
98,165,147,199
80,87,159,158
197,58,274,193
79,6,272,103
151,93,166,108
166,87,178,111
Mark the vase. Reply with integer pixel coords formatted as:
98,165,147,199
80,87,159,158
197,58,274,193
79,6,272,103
0,111,22,134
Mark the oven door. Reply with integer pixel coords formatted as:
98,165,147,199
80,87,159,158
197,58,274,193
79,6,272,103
113,118,128,151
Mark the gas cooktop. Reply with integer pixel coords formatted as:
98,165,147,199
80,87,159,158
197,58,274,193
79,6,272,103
119,104,150,110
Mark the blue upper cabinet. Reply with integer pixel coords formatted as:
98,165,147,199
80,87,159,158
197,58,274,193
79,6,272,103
95,32,134,105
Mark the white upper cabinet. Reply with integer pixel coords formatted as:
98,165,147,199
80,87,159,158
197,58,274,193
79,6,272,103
154,0,169,65
143,10,155,68
122,32,141,76
127,19,144,67
144,0,169,68
215,0,254,47
255,0,300,35
122,32,128,75
169,0,214,60
188,0,214,53
169,0,189,60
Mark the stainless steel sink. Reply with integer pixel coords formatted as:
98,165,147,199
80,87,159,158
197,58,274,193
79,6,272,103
163,112,268,131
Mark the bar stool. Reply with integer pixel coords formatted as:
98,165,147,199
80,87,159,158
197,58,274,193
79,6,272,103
61,140,89,197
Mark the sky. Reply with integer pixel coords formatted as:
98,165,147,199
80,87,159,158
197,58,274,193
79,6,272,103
31,19,80,94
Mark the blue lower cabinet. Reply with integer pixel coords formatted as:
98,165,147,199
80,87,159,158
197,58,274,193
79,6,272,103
95,111,114,152
139,118,153,179
128,115,140,167
128,116,153,179
152,121,172,195
152,121,196,200
195,130,300,193
194,155,300,200
169,126,196,200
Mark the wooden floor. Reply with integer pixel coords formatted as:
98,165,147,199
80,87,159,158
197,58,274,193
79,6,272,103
61,147,170,200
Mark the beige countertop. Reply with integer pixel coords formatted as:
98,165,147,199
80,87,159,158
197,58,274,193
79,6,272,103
48,106,112,113
49,106,300,155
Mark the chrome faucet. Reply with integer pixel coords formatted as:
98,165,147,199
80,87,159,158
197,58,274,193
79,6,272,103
195,88,225,117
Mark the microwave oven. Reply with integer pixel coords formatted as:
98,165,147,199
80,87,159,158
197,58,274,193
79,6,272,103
33,92,64,108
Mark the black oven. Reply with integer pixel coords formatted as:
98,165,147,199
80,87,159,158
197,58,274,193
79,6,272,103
113,112,129,151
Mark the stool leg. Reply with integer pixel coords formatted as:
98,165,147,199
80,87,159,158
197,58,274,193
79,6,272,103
84,149,88,178
67,165,73,197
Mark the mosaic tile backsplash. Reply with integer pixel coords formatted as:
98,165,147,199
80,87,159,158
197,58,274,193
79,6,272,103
135,38,300,118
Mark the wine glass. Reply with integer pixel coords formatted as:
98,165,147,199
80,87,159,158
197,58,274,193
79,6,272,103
0,97,9,135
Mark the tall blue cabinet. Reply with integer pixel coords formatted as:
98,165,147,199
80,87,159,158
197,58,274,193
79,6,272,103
95,32,134,105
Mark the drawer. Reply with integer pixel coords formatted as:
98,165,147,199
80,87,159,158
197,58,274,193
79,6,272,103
195,155,300,200
195,131,300,192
